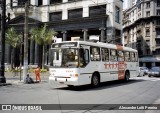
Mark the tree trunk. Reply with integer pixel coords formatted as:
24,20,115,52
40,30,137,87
11,47,14,69
42,45,45,69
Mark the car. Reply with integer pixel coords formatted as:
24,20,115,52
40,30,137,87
140,67,149,75
148,67,160,77
138,67,145,77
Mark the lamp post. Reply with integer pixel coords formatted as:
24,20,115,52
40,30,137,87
23,2,29,82
0,0,6,83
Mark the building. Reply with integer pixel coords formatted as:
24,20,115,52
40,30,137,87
1,0,123,67
123,0,160,68
125,0,137,9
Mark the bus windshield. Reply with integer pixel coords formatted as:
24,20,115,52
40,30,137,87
51,48,79,68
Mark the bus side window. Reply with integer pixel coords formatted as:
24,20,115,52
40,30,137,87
124,51,130,61
101,48,109,61
118,51,124,61
79,49,89,67
90,47,100,61
110,49,117,62
130,52,136,62
84,49,89,64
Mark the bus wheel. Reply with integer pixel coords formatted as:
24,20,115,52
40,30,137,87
124,71,130,81
91,73,100,87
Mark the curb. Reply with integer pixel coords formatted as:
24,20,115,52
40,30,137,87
0,83,12,86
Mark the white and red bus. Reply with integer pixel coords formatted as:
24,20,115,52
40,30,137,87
49,41,139,87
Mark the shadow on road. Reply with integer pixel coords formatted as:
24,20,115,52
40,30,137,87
56,79,145,91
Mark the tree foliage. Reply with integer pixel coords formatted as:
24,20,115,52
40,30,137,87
31,24,57,69
31,24,57,45
5,27,22,48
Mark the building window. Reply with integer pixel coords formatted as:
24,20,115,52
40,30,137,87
157,20,160,25
89,5,106,17
156,29,160,37
68,0,82,2
146,22,150,27
49,12,62,21
115,29,121,43
38,0,42,6
156,49,160,54
146,40,150,46
156,39,160,45
68,8,83,19
146,11,150,17
146,2,150,8
17,0,29,6
146,49,151,55
50,0,62,4
115,6,120,23
157,10,160,15
137,0,141,10
146,29,150,36
157,1,160,7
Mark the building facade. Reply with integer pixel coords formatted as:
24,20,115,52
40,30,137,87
126,0,137,9
123,0,160,68
1,0,123,67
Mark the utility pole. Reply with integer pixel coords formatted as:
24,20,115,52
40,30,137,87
0,0,6,83
23,2,29,82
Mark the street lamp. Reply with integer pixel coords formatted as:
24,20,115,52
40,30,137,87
23,2,29,83
0,0,6,83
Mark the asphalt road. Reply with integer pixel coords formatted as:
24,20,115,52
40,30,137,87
0,75,160,113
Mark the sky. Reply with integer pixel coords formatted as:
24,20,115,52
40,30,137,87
123,0,128,10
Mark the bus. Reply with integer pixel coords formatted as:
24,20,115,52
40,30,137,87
49,41,139,87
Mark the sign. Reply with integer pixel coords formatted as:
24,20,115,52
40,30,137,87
52,42,78,48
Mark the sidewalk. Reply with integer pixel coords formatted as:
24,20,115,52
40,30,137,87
0,72,49,86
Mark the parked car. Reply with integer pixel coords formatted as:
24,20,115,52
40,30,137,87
148,67,160,77
140,67,149,75
138,67,145,77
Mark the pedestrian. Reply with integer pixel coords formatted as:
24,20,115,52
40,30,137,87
34,66,41,82
69,52,75,61
25,73,34,84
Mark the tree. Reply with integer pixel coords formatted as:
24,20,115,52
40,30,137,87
5,27,22,69
31,24,57,69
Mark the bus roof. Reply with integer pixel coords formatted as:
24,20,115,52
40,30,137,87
51,41,137,52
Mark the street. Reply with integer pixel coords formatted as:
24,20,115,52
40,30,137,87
0,74,160,113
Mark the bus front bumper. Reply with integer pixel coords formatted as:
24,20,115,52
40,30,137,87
49,76,79,86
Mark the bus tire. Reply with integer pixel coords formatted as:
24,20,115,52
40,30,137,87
124,71,130,82
91,73,100,87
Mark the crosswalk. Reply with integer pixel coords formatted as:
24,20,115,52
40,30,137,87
132,76,160,81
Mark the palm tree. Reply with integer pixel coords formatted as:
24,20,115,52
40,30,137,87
5,27,22,69
31,24,57,69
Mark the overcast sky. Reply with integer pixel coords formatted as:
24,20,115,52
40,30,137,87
123,0,128,10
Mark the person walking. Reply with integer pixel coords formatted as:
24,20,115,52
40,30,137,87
34,66,41,82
